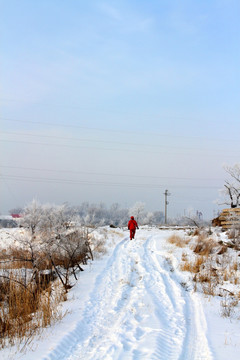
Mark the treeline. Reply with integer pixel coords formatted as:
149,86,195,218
73,201,164,226
10,201,165,227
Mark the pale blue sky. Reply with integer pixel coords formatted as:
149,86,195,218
1,0,240,219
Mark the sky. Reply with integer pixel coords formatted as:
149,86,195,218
1,0,240,219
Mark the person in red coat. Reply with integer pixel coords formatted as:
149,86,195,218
128,216,139,240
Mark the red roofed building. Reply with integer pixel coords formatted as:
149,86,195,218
11,214,22,218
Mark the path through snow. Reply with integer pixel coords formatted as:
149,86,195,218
45,230,213,360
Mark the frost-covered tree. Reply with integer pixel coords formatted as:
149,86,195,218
18,201,91,290
19,199,44,236
74,202,129,226
72,202,164,227
142,212,154,225
109,203,129,226
219,164,240,208
151,211,164,225
128,202,145,223
80,203,108,226
9,207,23,215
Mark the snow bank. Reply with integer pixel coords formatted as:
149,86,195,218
0,226,239,359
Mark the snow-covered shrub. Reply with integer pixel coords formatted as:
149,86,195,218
220,294,238,318
15,201,92,290
88,229,108,259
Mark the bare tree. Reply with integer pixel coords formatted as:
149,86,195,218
220,164,240,208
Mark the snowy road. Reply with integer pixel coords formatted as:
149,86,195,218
45,230,213,360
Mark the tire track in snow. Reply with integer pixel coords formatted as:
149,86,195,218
44,231,213,360
141,235,186,360
142,234,213,360
74,239,151,360
43,237,128,360
44,237,147,360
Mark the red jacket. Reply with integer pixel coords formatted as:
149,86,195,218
128,218,138,230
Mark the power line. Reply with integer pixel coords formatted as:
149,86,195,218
0,174,163,188
0,165,223,182
0,100,219,123
1,176,20,204
1,117,239,143
1,131,239,155
2,130,153,148
2,117,140,134
0,138,142,152
0,174,221,189
0,138,239,158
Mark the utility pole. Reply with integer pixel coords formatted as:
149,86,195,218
164,189,171,224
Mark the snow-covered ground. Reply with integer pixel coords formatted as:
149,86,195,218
1,226,240,360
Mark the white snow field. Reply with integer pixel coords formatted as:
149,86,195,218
1,227,240,360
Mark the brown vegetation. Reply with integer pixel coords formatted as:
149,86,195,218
175,229,240,316
180,255,205,273
0,271,63,348
167,234,190,247
0,228,93,347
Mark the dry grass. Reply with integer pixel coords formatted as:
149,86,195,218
192,228,200,236
232,261,238,271
221,267,240,285
180,255,205,273
181,252,188,261
0,273,63,348
0,247,52,270
201,280,216,296
192,234,218,256
0,248,31,270
179,230,240,315
168,234,190,248
0,246,68,349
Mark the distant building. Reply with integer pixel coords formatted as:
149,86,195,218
0,215,18,228
11,214,22,218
